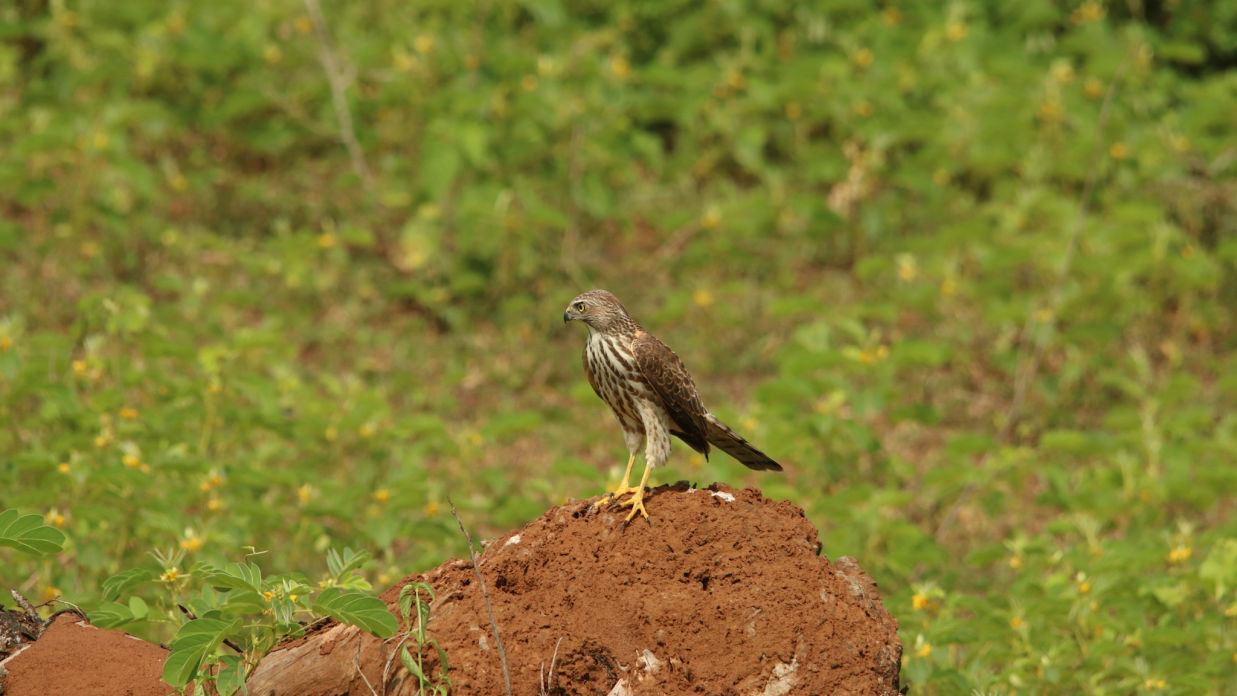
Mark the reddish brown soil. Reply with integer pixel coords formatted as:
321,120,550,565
1,613,171,696
4,483,902,696
380,482,901,695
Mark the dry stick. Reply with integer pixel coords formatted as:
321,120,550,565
540,636,563,696
1001,43,1137,441
176,604,245,654
302,0,375,191
448,496,513,696
936,43,1138,543
355,634,380,696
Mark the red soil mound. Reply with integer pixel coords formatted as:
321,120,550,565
252,482,902,695
0,613,171,696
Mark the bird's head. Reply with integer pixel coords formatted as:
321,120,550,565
563,289,632,333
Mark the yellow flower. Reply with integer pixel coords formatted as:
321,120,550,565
0,335,10,351
119,407,139,420
1084,78,1104,99
95,434,111,448
1008,555,1022,569
373,488,391,503
264,590,274,601
46,511,66,528
784,101,802,120
423,500,440,517
1167,545,1192,563
692,289,714,308
206,380,222,395
700,208,721,230
1079,580,1091,594
263,45,282,64
896,254,917,281
1051,62,1075,83
1109,142,1129,160
295,15,313,35
358,422,375,438
298,484,316,505
324,426,339,442
1072,1,1106,24
392,49,417,73
72,360,88,375
378,572,392,586
940,278,958,297
161,568,180,583
610,55,631,81
853,48,874,68
43,586,61,602
413,34,435,55
1010,615,1024,629
92,132,109,150
1039,99,1063,122
917,643,932,658
1143,677,1166,690
289,594,298,602
180,534,203,552
912,593,929,610
58,462,71,474
945,21,969,42
123,454,141,468
317,233,336,249
207,497,222,511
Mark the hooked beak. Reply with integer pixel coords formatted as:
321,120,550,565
563,310,574,324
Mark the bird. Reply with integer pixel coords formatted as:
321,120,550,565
563,289,782,524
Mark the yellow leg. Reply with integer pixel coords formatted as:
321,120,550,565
613,460,653,524
590,453,638,511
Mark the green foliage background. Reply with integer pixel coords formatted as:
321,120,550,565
2,0,1236,692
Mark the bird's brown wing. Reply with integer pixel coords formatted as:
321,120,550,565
632,334,711,457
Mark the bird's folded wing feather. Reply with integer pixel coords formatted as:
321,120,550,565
632,334,711,455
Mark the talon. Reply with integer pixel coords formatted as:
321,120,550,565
591,486,637,513
614,487,649,528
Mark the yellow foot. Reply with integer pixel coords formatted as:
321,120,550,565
590,485,640,512
612,487,649,526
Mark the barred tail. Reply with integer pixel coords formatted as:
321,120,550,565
703,413,783,471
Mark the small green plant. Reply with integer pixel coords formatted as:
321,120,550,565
394,581,452,696
95,547,397,695
0,509,67,556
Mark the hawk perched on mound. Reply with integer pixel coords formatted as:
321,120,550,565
563,290,782,523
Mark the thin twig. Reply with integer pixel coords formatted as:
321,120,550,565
177,603,244,654
448,495,512,696
540,636,563,695
381,633,412,692
1001,42,1137,441
355,633,380,696
302,0,375,191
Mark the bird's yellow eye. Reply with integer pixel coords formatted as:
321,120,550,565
575,302,586,312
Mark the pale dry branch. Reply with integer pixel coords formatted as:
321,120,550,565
302,0,375,191
448,496,513,696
